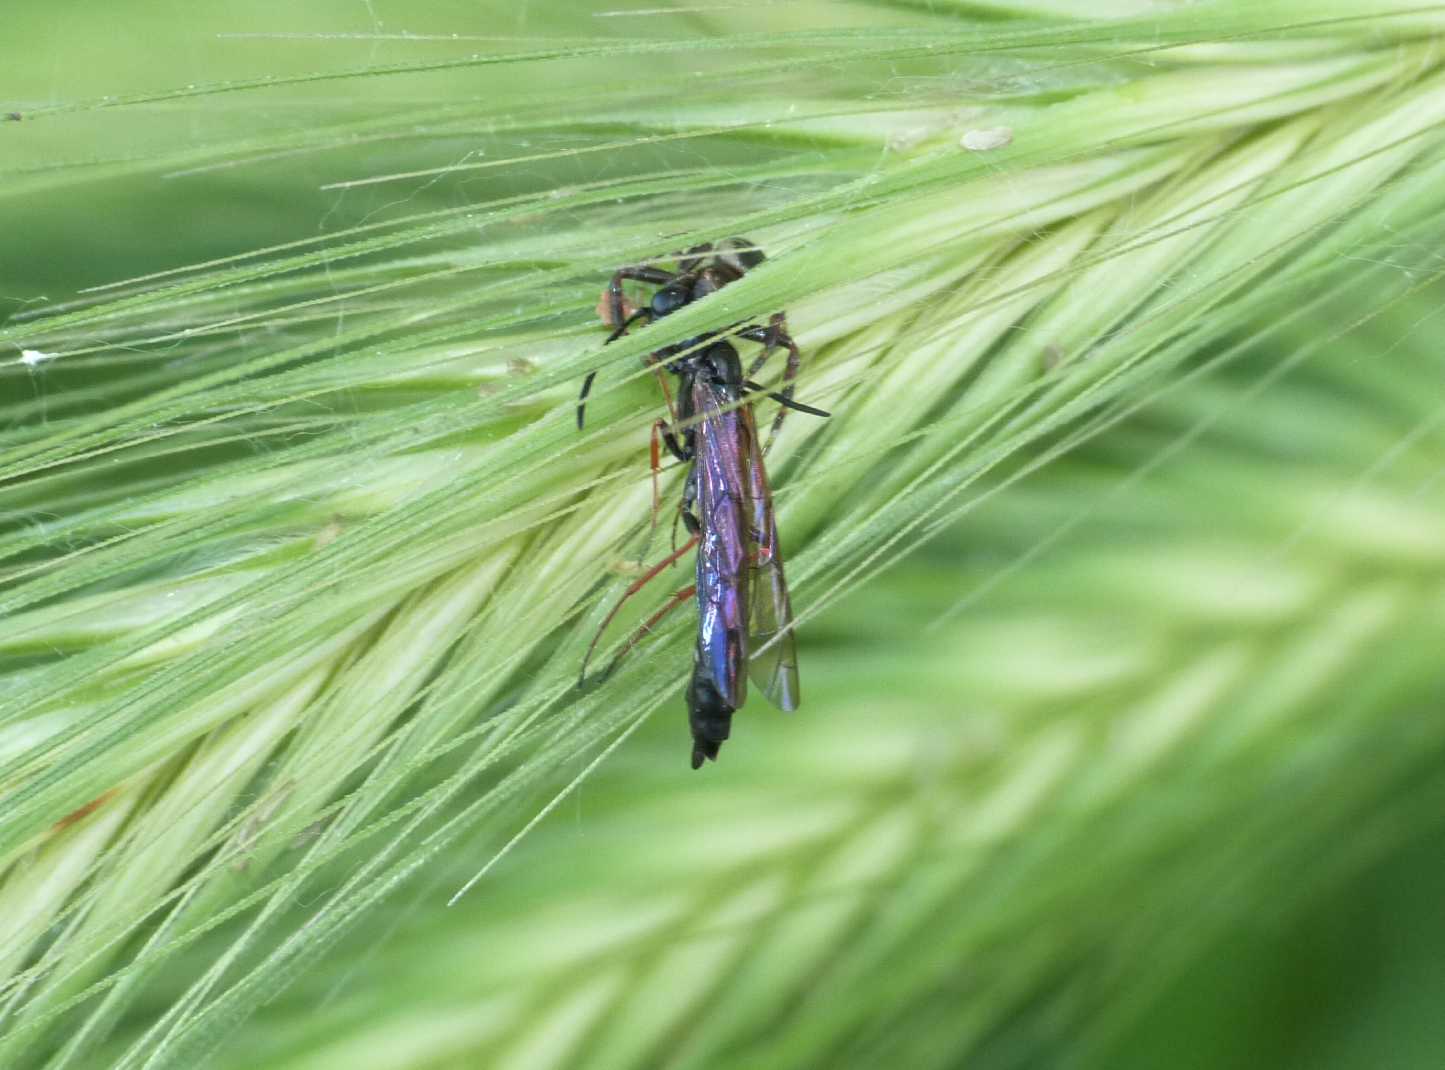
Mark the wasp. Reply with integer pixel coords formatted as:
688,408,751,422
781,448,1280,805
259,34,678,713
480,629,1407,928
579,239,825,767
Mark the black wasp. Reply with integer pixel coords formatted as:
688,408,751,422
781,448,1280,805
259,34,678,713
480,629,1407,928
578,238,827,768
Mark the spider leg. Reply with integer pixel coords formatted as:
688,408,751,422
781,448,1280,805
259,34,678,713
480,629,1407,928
606,266,673,327
577,308,652,430
606,309,652,345
744,382,828,418
738,314,803,451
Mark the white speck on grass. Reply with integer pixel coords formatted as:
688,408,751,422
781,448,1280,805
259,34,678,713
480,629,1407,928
19,349,55,367
961,127,1013,151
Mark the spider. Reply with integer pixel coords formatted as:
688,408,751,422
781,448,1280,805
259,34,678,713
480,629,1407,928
575,237,807,449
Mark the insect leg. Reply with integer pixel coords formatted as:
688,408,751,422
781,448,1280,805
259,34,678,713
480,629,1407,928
642,352,691,529
657,420,691,464
601,583,699,684
647,361,679,422
648,420,676,529
679,465,700,533
578,538,701,685
672,467,700,556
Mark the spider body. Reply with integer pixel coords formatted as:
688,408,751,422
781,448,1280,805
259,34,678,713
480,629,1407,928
577,238,802,447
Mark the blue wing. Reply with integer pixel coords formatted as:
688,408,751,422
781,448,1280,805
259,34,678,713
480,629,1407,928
690,378,751,710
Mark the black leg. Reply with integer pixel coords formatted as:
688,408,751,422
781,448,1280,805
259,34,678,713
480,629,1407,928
606,308,651,344
678,466,700,544
658,372,699,464
667,465,698,556
673,499,700,556
606,266,674,327
648,417,693,532
576,371,599,430
745,381,828,418
738,314,803,450
577,308,652,430
659,422,691,464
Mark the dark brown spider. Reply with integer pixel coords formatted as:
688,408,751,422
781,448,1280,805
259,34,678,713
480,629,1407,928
576,237,806,449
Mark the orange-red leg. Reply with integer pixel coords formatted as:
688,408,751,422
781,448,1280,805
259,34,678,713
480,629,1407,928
645,362,683,530
602,583,698,682
649,419,664,529
650,364,678,421
581,535,701,684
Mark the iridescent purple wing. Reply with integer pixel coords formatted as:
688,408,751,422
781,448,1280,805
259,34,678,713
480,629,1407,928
738,404,800,712
690,378,751,711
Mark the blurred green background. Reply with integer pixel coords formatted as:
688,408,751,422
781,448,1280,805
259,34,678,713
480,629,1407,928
5,2,1445,1068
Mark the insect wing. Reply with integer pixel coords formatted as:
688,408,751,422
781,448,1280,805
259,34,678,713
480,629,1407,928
739,405,801,712
691,379,752,710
